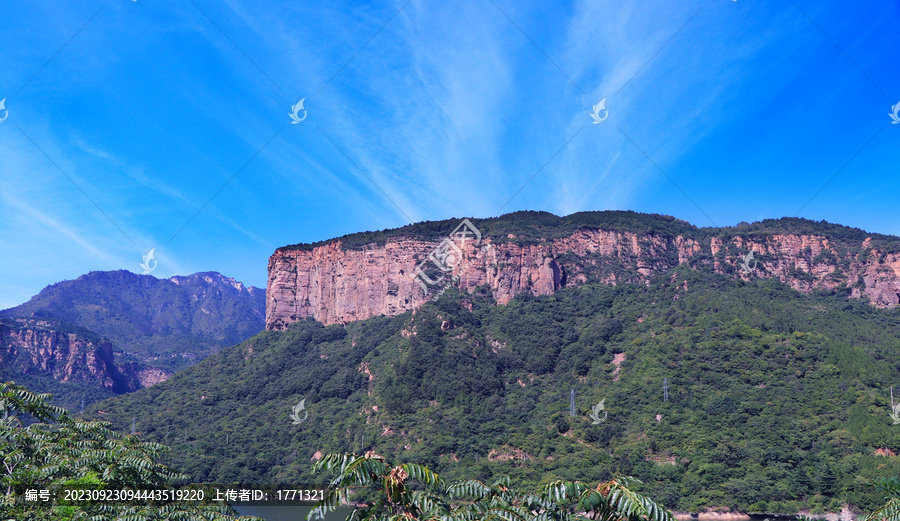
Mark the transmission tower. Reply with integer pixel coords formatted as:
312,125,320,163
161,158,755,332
663,378,669,402
570,389,575,416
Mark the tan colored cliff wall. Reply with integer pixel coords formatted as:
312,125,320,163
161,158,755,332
0,319,121,389
266,230,900,328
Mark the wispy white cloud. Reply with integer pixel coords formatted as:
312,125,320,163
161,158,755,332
0,193,114,262
3,0,899,306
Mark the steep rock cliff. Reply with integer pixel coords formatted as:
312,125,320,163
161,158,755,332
267,215,900,328
0,318,166,393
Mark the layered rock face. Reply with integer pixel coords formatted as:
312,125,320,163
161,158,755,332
267,228,900,328
0,318,173,393
0,319,132,392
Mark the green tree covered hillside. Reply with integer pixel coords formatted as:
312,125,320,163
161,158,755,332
84,267,900,513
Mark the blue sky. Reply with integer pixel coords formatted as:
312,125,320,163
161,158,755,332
1,0,898,309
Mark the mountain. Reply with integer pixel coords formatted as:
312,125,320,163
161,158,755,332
0,317,172,411
87,212,900,515
268,211,900,327
1,270,266,374
0,317,129,392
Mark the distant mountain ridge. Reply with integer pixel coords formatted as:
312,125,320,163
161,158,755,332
268,211,900,327
1,270,266,374
0,270,266,410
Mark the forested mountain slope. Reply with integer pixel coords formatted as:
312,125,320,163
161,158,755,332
86,266,900,514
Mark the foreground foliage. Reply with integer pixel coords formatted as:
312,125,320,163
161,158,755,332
308,451,675,521
858,477,900,521
0,382,261,520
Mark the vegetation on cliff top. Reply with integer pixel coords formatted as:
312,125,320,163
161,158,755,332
84,267,900,513
276,211,900,252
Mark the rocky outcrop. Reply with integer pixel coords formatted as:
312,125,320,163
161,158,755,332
1,270,266,374
266,237,564,328
267,223,900,328
0,318,169,393
0,318,130,392
117,362,171,389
